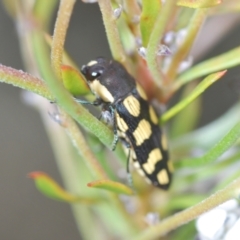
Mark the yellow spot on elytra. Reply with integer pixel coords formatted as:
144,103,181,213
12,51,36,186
136,84,147,100
157,169,169,185
116,112,128,132
87,60,97,66
133,119,152,146
142,148,162,174
123,95,140,117
90,80,114,103
142,164,154,175
149,106,158,125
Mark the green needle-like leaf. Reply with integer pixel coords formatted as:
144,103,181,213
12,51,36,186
0,64,53,101
177,121,240,168
88,179,134,195
177,0,221,8
29,171,100,203
176,46,240,88
140,0,161,47
33,0,58,29
133,177,240,240
161,70,226,123
61,65,90,96
170,82,202,138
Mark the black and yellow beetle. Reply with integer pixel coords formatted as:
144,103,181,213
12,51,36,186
80,57,172,189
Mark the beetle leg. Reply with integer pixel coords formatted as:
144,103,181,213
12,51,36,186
108,105,119,151
120,138,134,189
75,98,103,106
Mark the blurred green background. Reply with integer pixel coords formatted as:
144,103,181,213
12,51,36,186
0,2,110,239
0,1,240,239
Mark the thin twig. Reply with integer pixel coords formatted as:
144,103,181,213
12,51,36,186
133,177,240,240
146,0,176,88
51,0,76,79
98,0,131,69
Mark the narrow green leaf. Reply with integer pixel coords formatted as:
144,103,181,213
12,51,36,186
88,179,134,195
29,171,100,203
162,70,226,124
117,14,135,56
140,0,161,47
172,102,240,150
175,46,240,88
177,0,221,8
98,0,130,67
145,0,180,87
61,65,90,96
176,121,240,168
0,64,53,101
177,152,240,187
45,33,79,69
33,0,58,29
167,194,205,210
170,82,201,138
132,177,240,240
166,8,208,81
32,29,115,150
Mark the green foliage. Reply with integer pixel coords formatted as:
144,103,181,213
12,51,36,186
61,65,90,96
29,171,100,203
1,0,240,240
140,0,161,47
87,179,134,195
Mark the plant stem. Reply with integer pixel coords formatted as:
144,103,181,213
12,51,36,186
133,177,240,240
33,30,114,147
177,121,240,168
98,0,131,68
0,64,53,100
37,102,101,240
161,70,226,123
146,0,176,88
59,110,108,179
166,9,208,81
124,0,141,37
32,16,140,236
175,46,240,88
51,0,76,79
